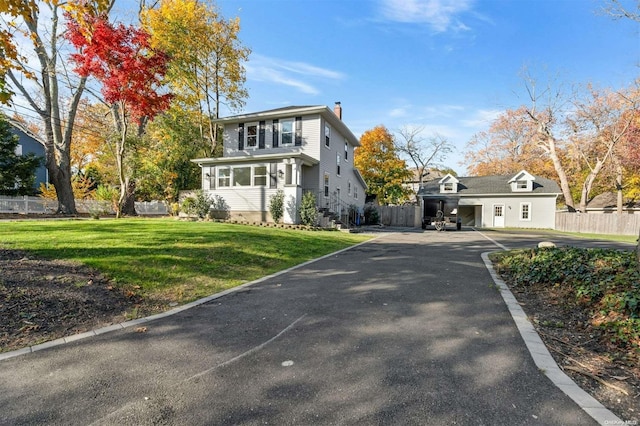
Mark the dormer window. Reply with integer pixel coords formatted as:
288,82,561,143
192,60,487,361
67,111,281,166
438,174,459,194
509,170,535,192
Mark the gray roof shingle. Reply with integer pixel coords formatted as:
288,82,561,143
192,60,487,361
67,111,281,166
417,174,561,196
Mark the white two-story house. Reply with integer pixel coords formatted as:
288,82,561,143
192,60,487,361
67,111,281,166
192,103,367,224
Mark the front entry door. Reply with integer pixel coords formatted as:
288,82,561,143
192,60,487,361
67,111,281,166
493,204,505,227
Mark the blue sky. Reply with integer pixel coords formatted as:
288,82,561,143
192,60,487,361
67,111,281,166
206,0,638,174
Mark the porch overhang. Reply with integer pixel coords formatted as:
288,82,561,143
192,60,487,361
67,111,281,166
192,152,319,167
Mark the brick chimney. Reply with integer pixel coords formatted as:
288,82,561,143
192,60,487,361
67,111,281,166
333,101,342,120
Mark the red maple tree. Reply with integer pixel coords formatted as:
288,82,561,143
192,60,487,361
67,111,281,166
65,15,173,216
65,15,172,124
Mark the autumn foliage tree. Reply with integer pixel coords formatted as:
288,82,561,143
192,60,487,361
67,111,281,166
464,78,639,213
65,14,172,217
2,0,113,214
141,0,250,156
355,125,412,205
463,107,557,178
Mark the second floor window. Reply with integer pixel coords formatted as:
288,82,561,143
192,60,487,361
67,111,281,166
246,123,258,148
336,154,341,176
344,142,348,161
325,124,330,148
281,119,294,145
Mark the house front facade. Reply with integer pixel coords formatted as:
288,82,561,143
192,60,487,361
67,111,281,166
192,103,367,224
417,170,561,229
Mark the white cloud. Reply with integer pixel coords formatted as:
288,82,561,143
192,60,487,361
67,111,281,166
246,54,345,95
388,107,408,117
460,108,502,127
378,0,475,32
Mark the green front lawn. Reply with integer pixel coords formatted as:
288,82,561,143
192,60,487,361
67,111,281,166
0,218,372,307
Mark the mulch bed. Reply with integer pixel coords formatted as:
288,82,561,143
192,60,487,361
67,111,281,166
0,249,143,350
508,281,639,422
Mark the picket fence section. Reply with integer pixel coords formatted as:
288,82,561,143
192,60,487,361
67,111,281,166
0,196,168,215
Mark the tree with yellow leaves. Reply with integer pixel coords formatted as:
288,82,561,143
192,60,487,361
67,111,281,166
141,0,250,156
355,125,413,205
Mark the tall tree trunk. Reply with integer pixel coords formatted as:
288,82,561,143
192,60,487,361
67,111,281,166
115,103,128,218
615,163,623,215
7,3,82,215
120,180,137,216
541,133,576,212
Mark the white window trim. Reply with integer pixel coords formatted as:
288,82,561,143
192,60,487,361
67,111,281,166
284,163,294,186
324,172,330,198
325,124,331,148
245,122,259,149
442,182,455,192
253,165,268,186
520,202,532,221
217,167,231,188
220,164,269,188
280,118,294,146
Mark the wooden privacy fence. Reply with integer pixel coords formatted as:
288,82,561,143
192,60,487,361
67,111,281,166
376,205,421,228
555,212,640,236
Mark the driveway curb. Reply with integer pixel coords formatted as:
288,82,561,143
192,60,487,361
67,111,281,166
481,251,623,425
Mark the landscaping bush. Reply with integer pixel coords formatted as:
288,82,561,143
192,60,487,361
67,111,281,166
299,191,317,226
180,190,215,219
269,190,285,223
492,247,640,355
363,205,379,225
207,194,229,220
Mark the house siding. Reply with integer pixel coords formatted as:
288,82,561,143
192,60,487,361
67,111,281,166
458,195,556,229
9,125,47,190
195,105,365,224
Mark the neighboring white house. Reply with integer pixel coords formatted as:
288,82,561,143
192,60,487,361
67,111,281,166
417,170,561,229
192,103,367,224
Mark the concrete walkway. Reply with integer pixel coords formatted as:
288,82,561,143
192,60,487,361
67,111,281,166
0,229,631,425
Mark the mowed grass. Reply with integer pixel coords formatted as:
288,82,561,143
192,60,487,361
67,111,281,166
0,218,372,307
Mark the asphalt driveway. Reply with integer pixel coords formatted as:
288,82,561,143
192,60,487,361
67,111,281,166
1,229,633,425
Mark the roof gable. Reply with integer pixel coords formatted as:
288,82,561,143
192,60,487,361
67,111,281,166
508,169,536,192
